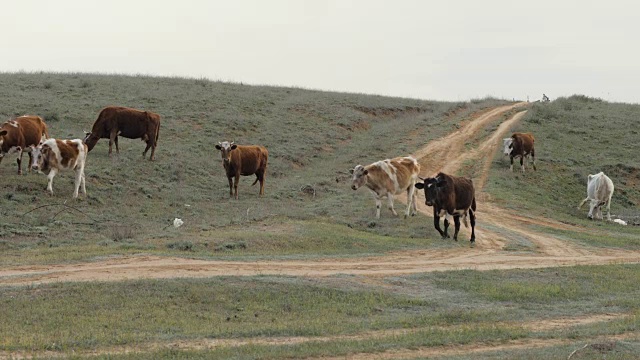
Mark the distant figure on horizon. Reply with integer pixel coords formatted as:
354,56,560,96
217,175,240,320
542,94,550,102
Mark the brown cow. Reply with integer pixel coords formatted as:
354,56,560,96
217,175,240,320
350,156,420,219
214,141,268,199
415,172,476,244
31,138,88,199
0,115,49,174
83,106,160,160
503,132,536,172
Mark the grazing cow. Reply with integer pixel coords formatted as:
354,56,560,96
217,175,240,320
214,141,268,199
415,172,476,243
503,132,536,172
31,138,88,199
578,172,614,221
350,156,420,219
83,106,161,160
0,115,49,174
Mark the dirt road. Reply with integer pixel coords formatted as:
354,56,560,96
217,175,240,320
1,102,639,286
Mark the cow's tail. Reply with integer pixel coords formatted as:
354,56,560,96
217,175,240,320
251,178,259,186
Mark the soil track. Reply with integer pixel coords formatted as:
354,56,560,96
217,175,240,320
1,102,640,286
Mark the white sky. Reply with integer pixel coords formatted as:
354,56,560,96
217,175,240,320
1,0,639,103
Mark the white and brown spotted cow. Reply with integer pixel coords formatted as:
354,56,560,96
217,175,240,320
0,115,49,174
350,156,420,219
31,138,88,199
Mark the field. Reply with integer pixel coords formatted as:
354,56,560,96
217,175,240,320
0,73,639,359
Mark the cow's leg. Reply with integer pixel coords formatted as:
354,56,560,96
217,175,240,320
469,208,476,243
605,199,612,221
227,176,234,197
73,168,83,199
520,155,525,173
578,197,589,209
452,215,462,241
27,152,33,173
16,148,24,175
257,171,265,196
509,156,514,172
405,186,416,218
108,131,117,156
432,208,446,239
81,171,87,196
387,195,398,216
46,169,58,195
233,174,240,199
411,191,418,216
443,216,450,239
142,143,151,159
374,196,382,219
114,135,119,154
531,149,537,171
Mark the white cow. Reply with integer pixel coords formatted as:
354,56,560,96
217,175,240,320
577,172,614,221
350,156,420,219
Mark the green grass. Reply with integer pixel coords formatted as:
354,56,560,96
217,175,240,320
1,264,639,358
0,72,509,264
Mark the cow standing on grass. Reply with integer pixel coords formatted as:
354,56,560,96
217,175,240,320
0,115,49,174
503,132,536,172
31,138,88,199
578,172,614,221
415,172,476,244
350,156,420,219
83,106,161,160
215,141,268,199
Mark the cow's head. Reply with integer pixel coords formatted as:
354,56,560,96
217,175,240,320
502,138,513,156
350,165,368,190
215,141,237,165
30,139,50,173
83,131,99,151
415,175,446,206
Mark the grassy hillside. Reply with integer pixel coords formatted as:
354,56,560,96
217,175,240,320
0,72,508,265
485,95,640,247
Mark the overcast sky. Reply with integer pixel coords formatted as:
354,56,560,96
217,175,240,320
1,0,638,103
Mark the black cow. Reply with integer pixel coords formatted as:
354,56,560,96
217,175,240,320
415,172,476,244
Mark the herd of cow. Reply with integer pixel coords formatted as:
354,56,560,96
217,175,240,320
350,132,616,244
0,107,616,244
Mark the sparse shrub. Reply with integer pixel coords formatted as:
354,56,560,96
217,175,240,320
167,241,193,251
43,112,60,122
80,80,91,88
43,81,52,89
214,241,247,251
109,225,135,242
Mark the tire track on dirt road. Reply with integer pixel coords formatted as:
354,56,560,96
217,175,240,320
1,103,639,287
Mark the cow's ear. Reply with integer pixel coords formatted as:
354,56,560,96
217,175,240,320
0,130,6,136
415,182,424,189
230,144,237,150
363,169,368,176
215,144,222,150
